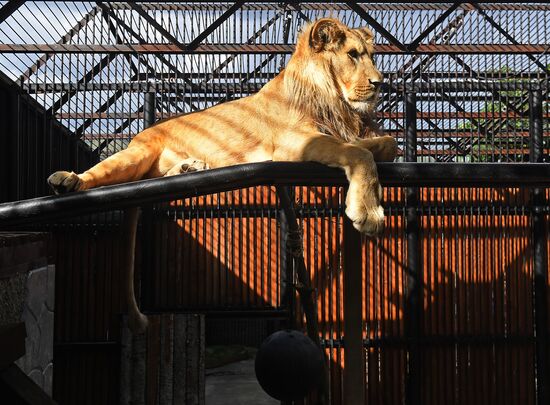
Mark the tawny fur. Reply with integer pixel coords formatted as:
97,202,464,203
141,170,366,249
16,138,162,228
48,18,398,333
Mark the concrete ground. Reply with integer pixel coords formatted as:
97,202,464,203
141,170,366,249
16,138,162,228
205,358,279,405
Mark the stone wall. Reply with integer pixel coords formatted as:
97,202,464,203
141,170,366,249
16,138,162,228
120,314,205,405
15,265,55,396
0,233,54,396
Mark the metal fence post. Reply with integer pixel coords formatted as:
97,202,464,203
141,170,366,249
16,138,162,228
0,86,15,202
276,185,329,404
529,88,548,405
140,92,156,311
405,90,421,405
343,212,365,405
143,91,156,129
11,91,21,201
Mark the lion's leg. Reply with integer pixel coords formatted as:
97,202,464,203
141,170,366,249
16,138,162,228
164,158,209,177
48,141,161,194
274,133,384,236
352,135,398,162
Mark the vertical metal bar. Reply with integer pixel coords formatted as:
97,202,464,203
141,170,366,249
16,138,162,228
275,185,328,403
405,91,418,163
11,90,21,201
529,89,544,164
343,208,365,405
405,91,421,405
141,92,156,311
0,85,15,202
279,205,295,325
530,89,548,405
143,92,156,130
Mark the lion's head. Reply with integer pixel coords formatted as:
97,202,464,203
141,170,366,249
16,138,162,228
284,18,383,141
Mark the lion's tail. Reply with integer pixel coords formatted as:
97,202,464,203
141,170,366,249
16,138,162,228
122,206,149,334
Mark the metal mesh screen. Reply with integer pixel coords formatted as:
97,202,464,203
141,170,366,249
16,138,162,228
1,2,548,164
0,2,549,405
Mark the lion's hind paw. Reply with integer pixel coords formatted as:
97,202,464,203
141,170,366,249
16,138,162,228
165,158,209,177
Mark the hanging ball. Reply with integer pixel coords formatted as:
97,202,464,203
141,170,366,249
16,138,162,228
254,329,324,401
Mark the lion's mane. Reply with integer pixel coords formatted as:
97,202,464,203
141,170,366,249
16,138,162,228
282,22,379,142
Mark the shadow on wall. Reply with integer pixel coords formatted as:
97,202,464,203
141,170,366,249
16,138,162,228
146,188,538,405
358,215,536,405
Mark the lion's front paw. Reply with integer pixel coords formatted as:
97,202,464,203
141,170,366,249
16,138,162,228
345,203,385,236
47,171,82,194
345,181,385,236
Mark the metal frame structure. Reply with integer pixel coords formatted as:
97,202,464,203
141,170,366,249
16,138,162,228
0,2,549,405
0,1,548,166
1,159,550,405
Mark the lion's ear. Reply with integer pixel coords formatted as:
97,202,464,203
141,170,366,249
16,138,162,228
309,18,346,52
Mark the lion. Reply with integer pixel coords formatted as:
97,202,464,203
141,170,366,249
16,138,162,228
47,18,397,333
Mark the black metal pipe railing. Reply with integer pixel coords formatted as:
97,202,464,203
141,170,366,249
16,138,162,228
1,162,550,228
342,202,365,404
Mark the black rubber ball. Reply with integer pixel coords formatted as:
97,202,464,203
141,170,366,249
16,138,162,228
254,330,324,401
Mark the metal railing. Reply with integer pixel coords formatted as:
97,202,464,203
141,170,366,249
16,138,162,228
1,160,549,405
0,2,549,404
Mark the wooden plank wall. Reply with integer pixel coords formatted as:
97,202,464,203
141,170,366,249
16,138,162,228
120,314,205,405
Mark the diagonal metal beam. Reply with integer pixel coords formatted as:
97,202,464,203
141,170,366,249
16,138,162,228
186,1,245,51
450,54,523,117
0,0,25,24
128,1,245,53
76,1,201,141
100,2,145,45
95,104,145,155
444,57,536,162
200,9,282,85
386,10,470,88
473,3,549,73
287,2,311,24
408,2,461,50
73,2,148,138
345,1,408,52
114,2,217,98
47,53,117,114
127,2,186,49
374,9,471,158
19,5,101,82
218,9,293,104
98,1,196,91
378,9,470,131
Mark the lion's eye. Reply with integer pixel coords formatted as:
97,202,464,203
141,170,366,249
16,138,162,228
347,49,359,60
